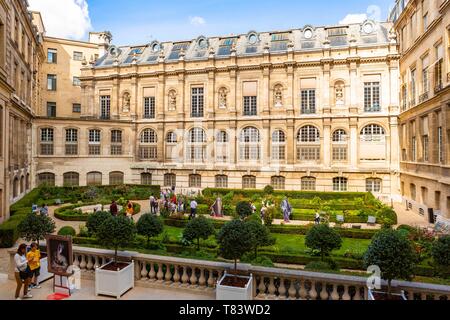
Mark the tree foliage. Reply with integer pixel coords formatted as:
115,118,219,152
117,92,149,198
305,224,342,260
86,211,111,236
18,213,56,242
136,214,164,246
246,220,275,258
183,216,215,250
431,235,450,268
236,201,253,220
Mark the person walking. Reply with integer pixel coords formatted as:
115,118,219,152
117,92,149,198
110,200,118,216
281,197,292,223
314,212,321,225
150,195,156,215
126,201,134,219
189,199,198,220
27,243,41,289
40,204,49,216
14,244,32,300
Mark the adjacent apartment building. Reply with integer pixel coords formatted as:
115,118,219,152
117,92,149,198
390,0,450,222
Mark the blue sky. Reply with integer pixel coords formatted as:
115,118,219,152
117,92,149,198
30,0,396,46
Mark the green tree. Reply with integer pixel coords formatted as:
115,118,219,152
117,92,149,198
363,229,417,295
136,214,164,246
86,211,111,236
97,215,136,264
263,185,274,195
183,216,215,250
236,201,253,220
18,213,56,242
246,220,275,258
217,220,254,273
305,224,342,261
431,235,450,270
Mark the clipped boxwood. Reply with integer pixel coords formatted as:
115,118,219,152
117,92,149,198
0,214,28,248
58,226,76,236
55,202,141,221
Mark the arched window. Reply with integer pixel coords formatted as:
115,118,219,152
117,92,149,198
65,129,78,155
333,177,348,192
240,127,260,161
63,172,79,187
361,124,385,142
216,130,229,143
37,173,55,187
109,171,124,185
166,132,177,143
164,173,176,187
301,177,316,191
332,129,347,142
332,129,348,162
141,173,152,185
272,130,286,161
40,128,54,155
297,126,320,161
215,175,228,188
26,173,30,190
189,174,202,188
366,178,382,193
88,129,101,155
140,129,158,160
187,128,206,162
111,130,123,155
216,130,229,162
242,175,256,189
87,172,102,186
271,176,285,190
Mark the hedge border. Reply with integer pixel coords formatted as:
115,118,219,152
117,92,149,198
54,202,141,221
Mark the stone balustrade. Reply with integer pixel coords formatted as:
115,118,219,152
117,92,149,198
8,246,450,300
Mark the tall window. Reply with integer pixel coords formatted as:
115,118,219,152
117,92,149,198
141,173,152,185
332,129,348,162
422,55,429,95
410,184,417,201
37,173,55,187
434,44,443,91
144,97,156,119
100,95,111,119
72,103,81,113
438,127,443,163
366,178,382,193
243,96,257,116
87,172,102,186
187,128,206,162
411,69,416,105
189,174,202,188
47,74,57,91
73,51,83,61
333,177,348,192
47,102,56,117
63,172,79,187
65,129,78,155
272,130,286,161
191,87,204,118
411,136,417,162
215,175,228,188
88,129,101,155
47,49,57,63
271,176,285,190
422,135,429,162
40,128,54,155
364,82,380,112
301,177,316,191
240,127,260,161
297,126,320,161
109,172,124,185
216,130,229,162
242,176,256,189
164,173,176,187
140,129,158,160
111,130,123,155
166,132,177,160
73,77,81,86
301,89,316,114
360,125,385,142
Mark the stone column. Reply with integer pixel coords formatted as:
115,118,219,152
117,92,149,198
207,69,215,119
262,66,270,116
262,120,270,166
157,74,165,121
178,73,186,120
112,78,119,119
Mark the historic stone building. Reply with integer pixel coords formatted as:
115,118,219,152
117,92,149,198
390,0,450,222
33,20,401,200
0,0,44,223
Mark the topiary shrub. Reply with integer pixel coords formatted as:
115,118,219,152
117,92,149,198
58,226,76,237
263,185,274,195
18,213,56,242
136,214,164,246
246,220,275,258
431,235,450,272
236,201,253,220
304,261,333,272
263,206,275,227
305,224,342,261
183,216,215,251
86,211,111,236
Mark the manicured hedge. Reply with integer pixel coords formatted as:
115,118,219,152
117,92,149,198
0,214,27,248
55,202,141,221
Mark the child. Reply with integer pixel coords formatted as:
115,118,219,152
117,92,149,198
26,243,41,289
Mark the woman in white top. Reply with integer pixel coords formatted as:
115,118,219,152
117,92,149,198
14,244,32,300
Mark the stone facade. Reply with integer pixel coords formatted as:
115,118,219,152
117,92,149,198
0,0,43,223
391,0,450,221
33,21,401,201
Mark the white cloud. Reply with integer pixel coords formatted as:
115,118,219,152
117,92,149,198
339,13,368,25
189,16,206,26
28,0,92,40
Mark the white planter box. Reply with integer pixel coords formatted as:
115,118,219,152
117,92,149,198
39,257,53,282
95,261,135,299
216,273,253,301
368,289,407,300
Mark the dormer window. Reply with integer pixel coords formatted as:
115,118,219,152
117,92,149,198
270,32,290,52
247,31,259,45
151,42,161,53
124,47,144,64
217,38,237,56
362,21,375,34
303,28,314,39
197,36,208,49
169,42,190,60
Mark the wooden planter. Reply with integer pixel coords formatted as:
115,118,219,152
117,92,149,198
216,272,253,301
95,261,135,299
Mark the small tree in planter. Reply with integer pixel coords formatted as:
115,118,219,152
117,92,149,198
136,214,164,247
363,229,417,299
18,213,56,243
431,235,450,276
86,211,111,236
305,224,342,261
246,220,275,259
183,216,215,251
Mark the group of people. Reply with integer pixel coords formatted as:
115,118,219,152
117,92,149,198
32,204,49,216
109,200,135,219
14,243,41,300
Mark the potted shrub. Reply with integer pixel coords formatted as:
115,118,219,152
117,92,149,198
95,215,136,299
363,229,417,300
18,213,56,282
182,216,215,251
216,220,254,300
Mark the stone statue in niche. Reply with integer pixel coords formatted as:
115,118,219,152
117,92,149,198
218,87,228,108
123,92,131,112
335,82,345,106
168,90,177,110
274,85,283,107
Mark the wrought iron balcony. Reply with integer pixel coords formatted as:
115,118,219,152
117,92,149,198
419,92,429,104
434,82,443,94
